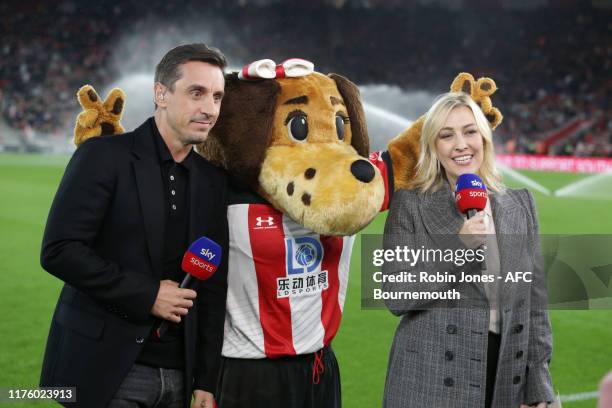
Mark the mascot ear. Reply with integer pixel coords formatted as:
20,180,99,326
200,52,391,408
202,72,281,187
328,73,369,157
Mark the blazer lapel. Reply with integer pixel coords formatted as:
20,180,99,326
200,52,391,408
132,121,165,278
490,191,525,311
419,183,464,237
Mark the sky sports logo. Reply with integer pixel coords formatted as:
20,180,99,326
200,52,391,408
470,179,483,188
181,237,222,280
187,255,216,273
199,248,216,262
455,174,487,193
455,190,487,202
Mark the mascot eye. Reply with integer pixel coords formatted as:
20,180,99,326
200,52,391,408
335,114,346,141
287,115,309,142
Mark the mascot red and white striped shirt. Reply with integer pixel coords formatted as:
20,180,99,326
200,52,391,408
222,154,391,359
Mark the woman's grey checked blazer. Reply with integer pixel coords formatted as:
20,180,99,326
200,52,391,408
382,184,554,408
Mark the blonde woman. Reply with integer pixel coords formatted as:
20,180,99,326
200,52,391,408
382,92,554,408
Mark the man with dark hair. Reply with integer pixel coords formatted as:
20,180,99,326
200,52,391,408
40,43,228,408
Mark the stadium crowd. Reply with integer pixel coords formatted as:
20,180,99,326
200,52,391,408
1,0,611,156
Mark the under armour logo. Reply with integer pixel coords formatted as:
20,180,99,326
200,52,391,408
256,216,275,227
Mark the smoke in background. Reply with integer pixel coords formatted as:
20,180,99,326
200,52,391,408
97,17,436,150
100,16,435,150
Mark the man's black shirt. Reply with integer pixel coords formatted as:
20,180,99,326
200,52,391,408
137,119,193,369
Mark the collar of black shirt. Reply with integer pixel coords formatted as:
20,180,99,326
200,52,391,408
150,118,195,171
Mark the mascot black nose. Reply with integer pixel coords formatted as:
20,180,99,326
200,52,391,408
350,159,375,183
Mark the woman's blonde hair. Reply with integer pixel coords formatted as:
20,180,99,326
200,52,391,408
411,92,505,193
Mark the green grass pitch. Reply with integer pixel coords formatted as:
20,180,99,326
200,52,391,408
0,155,610,407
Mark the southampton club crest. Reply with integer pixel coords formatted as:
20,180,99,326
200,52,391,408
277,237,328,298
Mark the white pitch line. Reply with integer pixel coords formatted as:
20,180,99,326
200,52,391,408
554,170,612,198
559,390,599,402
498,163,552,195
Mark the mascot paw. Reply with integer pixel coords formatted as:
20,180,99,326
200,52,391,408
386,116,423,192
74,85,126,147
450,72,503,130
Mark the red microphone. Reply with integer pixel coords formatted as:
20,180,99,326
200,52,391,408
155,237,222,339
455,174,488,218
455,174,488,270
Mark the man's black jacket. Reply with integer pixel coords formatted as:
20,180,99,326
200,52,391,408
39,119,228,408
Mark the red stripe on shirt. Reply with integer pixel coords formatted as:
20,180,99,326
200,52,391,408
248,205,296,358
319,236,344,346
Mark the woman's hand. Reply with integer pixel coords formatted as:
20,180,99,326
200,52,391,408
458,211,487,249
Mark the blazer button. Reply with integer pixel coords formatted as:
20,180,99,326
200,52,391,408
136,337,145,344
445,351,454,361
446,324,457,334
444,377,454,387
513,375,521,384
515,350,524,359
514,324,524,334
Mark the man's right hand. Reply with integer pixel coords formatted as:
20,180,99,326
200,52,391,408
151,280,197,323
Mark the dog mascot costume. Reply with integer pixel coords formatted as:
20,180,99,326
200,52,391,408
71,58,501,407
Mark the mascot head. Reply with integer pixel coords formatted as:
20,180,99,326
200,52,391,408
200,59,385,235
